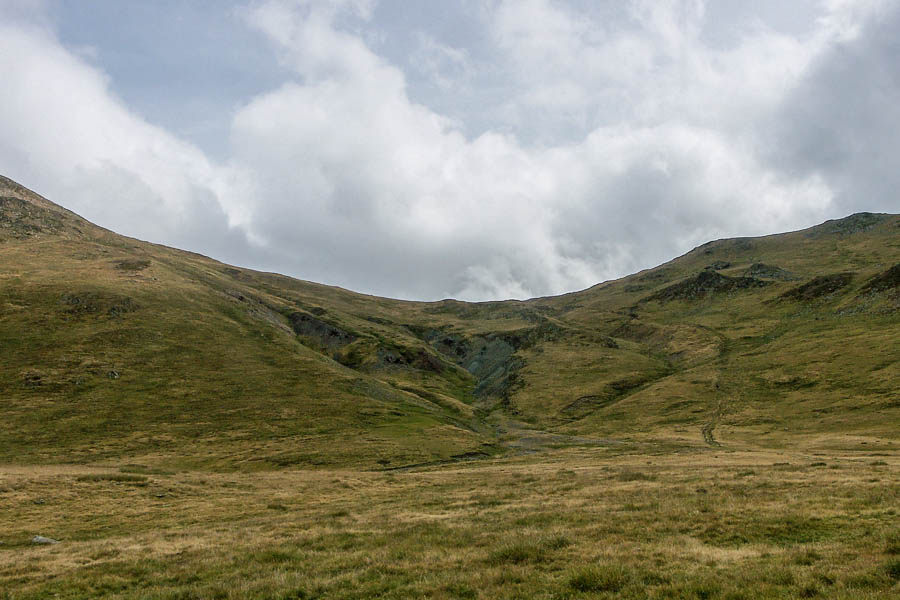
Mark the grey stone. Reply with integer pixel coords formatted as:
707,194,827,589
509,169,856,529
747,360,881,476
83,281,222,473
31,535,59,545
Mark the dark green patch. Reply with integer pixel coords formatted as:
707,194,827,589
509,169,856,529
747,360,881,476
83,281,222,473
567,565,630,593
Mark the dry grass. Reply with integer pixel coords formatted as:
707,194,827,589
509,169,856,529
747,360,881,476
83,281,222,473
1,447,898,599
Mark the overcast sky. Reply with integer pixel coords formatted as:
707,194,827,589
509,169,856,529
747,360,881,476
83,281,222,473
1,0,898,300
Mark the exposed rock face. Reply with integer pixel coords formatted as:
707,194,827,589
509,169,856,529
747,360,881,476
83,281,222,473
375,345,445,373
781,273,855,301
705,261,731,271
694,237,755,256
745,263,795,280
807,212,887,237
287,312,356,349
0,175,92,240
0,196,67,238
645,270,769,303
412,322,580,401
860,263,900,294
425,332,521,399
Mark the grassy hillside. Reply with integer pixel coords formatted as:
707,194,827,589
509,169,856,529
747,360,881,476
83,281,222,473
0,175,493,470
3,175,899,469
522,213,900,452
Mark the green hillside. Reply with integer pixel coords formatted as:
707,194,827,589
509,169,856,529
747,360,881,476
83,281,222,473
2,175,899,470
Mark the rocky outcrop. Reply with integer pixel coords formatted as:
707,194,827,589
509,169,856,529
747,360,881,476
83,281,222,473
644,271,769,303
781,273,854,301
807,212,887,237
287,312,356,349
860,263,900,294
745,263,795,280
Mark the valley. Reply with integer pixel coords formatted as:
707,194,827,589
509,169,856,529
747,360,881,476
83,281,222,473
1,175,898,599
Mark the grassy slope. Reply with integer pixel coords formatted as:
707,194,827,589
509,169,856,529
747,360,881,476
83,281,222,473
0,176,491,470
3,175,900,469
511,214,900,451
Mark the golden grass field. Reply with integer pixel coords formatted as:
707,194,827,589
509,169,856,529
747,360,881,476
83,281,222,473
2,445,899,599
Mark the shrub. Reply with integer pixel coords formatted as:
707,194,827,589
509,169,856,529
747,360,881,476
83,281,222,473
885,531,900,555
885,559,900,581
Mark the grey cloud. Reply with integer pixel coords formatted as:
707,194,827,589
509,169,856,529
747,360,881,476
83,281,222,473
767,4,900,213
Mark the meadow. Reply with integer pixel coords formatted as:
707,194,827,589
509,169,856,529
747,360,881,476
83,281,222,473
2,443,898,599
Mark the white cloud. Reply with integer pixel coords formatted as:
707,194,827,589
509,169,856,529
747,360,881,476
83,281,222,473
226,0,837,298
0,16,258,263
1,0,895,300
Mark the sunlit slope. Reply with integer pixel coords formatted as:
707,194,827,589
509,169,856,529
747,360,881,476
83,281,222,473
512,213,900,450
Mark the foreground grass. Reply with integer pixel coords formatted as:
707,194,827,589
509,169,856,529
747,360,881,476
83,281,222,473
2,447,898,599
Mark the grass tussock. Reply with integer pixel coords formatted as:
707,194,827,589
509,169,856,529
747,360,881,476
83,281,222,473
885,530,900,555
567,564,631,593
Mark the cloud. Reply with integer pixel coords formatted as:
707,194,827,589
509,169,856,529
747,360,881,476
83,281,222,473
0,14,259,264
0,1,894,301
409,32,471,92
767,1,900,214
229,0,835,298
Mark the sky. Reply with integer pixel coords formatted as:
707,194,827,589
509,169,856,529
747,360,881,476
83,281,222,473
1,0,898,301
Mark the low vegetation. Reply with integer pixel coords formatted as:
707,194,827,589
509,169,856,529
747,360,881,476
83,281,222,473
2,450,898,599
1,176,899,597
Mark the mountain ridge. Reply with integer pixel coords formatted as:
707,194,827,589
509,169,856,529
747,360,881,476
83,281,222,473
2,174,898,470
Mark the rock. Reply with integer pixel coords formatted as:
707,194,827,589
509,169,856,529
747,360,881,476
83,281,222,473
287,311,356,349
31,535,59,545
780,273,855,301
644,270,770,303
807,212,887,237
705,261,731,271
745,263,795,280
860,263,900,294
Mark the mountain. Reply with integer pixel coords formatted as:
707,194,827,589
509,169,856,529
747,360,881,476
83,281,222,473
2,174,899,470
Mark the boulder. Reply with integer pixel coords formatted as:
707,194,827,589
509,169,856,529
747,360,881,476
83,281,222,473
31,535,59,545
